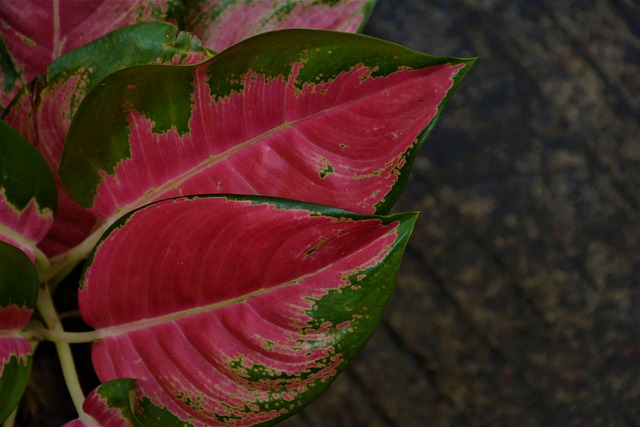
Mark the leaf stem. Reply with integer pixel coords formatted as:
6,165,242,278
39,220,110,289
2,406,18,427
59,309,82,320
0,224,50,273
33,245,50,275
23,319,101,343
36,285,97,425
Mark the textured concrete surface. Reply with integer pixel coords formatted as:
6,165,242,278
281,0,640,426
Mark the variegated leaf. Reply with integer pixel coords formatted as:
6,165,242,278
60,29,474,224
0,0,180,109
3,22,212,256
63,379,187,427
183,0,376,52
0,119,55,262
78,195,417,426
0,241,39,422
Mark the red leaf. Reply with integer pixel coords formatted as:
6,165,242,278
79,196,416,425
60,30,474,222
184,0,375,52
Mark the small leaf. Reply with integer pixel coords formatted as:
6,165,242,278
39,21,211,168
0,241,38,422
60,29,474,222
79,195,417,426
0,119,55,261
0,0,182,108
184,0,376,52
64,379,190,427
2,22,212,256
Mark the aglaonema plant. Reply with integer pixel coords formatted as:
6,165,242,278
0,1,474,425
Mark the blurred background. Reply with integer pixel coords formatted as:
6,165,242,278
283,0,639,426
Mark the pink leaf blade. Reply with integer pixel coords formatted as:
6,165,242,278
64,378,197,427
79,195,417,425
60,29,475,220
0,241,38,422
0,0,181,109
34,188,98,257
0,120,55,260
5,21,212,179
0,339,34,423
0,193,52,262
184,0,376,52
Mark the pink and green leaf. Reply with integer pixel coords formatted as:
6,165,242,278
0,0,182,109
64,379,191,427
3,20,212,181
0,119,55,261
0,241,39,422
27,21,211,169
2,22,212,256
78,195,417,426
0,0,374,109
60,29,474,222
183,0,376,52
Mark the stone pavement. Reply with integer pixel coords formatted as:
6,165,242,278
281,0,639,426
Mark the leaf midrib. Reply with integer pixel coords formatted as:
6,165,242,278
98,271,311,339
96,225,399,339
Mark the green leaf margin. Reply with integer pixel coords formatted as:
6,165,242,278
0,119,56,214
45,21,213,108
0,241,39,422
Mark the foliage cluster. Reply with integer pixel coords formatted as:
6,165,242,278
0,1,473,425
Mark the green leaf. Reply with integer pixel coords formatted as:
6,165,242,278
74,379,187,427
0,119,56,260
45,21,213,118
0,241,38,422
183,0,377,52
2,21,212,257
